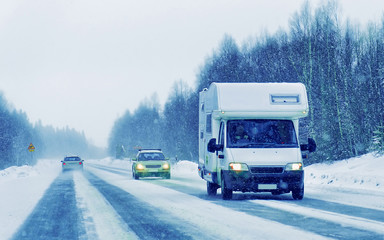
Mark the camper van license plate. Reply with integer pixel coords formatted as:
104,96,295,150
258,184,277,190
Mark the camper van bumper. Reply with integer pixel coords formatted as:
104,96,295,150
222,170,304,192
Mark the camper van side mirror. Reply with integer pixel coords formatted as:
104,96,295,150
207,138,217,153
308,138,316,153
207,138,223,153
300,138,317,153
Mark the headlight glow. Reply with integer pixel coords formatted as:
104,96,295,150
163,163,170,170
285,162,303,171
229,162,249,171
136,163,145,170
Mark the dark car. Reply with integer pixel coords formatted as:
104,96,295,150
61,156,84,172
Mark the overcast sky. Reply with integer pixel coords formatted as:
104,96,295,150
0,0,383,148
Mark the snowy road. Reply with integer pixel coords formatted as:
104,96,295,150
5,159,384,240
12,172,84,240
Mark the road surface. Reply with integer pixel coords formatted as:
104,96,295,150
10,162,384,240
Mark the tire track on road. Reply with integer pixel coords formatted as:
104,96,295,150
83,171,205,240
11,172,86,240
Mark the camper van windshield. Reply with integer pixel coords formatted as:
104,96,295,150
227,120,298,148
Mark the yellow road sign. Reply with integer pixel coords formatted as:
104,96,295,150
28,143,35,152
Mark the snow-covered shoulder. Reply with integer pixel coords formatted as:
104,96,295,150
0,159,62,239
305,153,384,210
305,153,383,191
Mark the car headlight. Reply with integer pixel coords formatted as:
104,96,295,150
229,162,249,171
136,163,145,170
162,163,170,170
285,162,303,171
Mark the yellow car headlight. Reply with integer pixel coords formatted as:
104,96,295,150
285,162,303,171
229,162,249,171
136,163,145,170
162,163,170,170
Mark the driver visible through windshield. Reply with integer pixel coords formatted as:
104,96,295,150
227,120,298,148
138,152,166,160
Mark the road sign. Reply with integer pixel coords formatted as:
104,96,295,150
28,143,35,152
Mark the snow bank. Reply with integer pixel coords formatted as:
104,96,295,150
172,160,198,176
0,159,61,240
305,153,384,192
0,165,38,181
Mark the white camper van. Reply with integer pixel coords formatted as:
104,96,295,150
198,82,316,200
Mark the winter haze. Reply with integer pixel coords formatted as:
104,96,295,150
0,0,383,147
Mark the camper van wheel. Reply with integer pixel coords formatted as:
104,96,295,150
221,175,233,200
207,182,218,196
292,186,304,200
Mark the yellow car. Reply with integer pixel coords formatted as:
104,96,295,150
132,149,170,179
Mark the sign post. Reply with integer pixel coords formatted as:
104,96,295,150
28,143,35,165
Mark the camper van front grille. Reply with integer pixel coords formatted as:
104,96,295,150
250,167,284,174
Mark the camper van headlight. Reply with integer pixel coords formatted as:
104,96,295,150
229,163,249,171
285,162,303,171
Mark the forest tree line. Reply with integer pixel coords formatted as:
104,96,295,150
0,93,101,170
108,1,384,164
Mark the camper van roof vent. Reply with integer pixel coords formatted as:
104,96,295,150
270,94,300,104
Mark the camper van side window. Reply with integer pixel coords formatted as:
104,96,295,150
206,114,212,133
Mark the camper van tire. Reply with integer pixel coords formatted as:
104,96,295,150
292,186,304,200
207,182,219,196
221,174,233,200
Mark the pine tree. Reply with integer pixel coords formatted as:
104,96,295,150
371,126,384,156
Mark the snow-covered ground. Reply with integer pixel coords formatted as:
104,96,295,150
0,153,383,239
0,160,61,240
304,153,384,211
